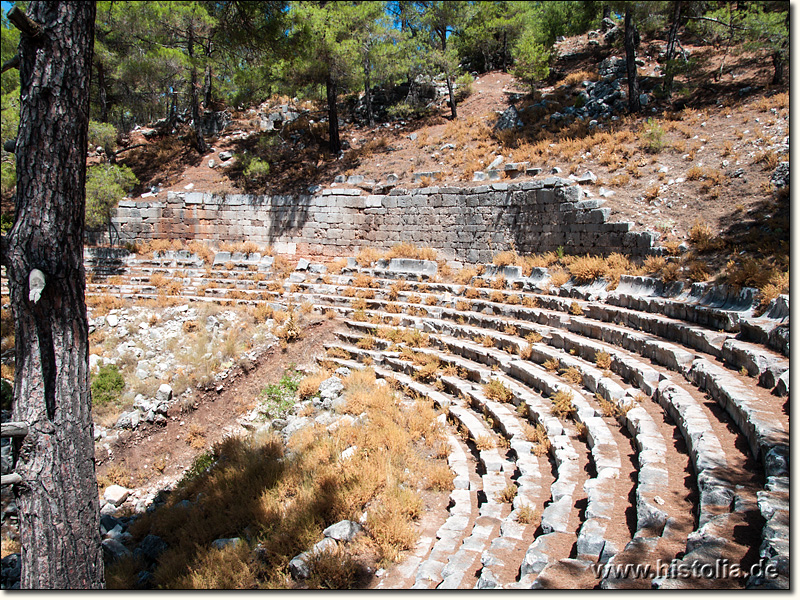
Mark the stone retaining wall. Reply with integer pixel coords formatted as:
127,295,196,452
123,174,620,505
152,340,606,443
110,178,657,262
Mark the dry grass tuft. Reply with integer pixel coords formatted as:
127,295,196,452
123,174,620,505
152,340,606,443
495,484,517,503
484,379,513,403
474,434,495,450
543,358,559,372
385,243,437,261
516,504,538,524
594,351,612,370
560,366,583,385
525,423,551,456
551,389,575,419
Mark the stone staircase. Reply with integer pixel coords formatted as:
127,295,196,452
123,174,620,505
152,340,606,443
73,249,789,589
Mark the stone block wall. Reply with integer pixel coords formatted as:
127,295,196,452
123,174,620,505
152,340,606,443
111,177,657,262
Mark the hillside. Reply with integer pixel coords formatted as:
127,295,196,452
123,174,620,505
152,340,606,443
114,29,788,273
0,15,790,592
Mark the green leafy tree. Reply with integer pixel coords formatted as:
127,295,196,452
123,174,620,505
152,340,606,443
1,10,20,205
85,163,137,234
351,1,409,127
402,1,473,120
512,1,601,87
456,1,526,73
688,1,788,85
286,1,362,154
203,1,290,109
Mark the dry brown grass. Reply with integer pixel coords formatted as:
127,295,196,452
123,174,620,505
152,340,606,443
384,243,437,261
185,424,207,450
495,484,517,503
543,358,559,372
595,393,619,419
688,221,714,252
493,250,518,267
516,504,538,524
86,293,126,316
594,351,612,370
526,331,542,344
453,267,477,285
474,434,495,450
548,266,569,288
524,423,551,456
551,389,575,419
568,255,607,283
109,367,447,588
484,379,513,403
560,366,583,385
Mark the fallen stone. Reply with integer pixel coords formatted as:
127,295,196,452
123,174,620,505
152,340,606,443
102,538,131,562
323,520,363,542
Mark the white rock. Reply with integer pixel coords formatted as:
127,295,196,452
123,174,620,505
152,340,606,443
323,520,363,542
156,383,173,404
104,485,130,507
106,314,119,327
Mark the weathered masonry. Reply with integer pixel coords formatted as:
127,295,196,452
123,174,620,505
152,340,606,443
111,178,658,262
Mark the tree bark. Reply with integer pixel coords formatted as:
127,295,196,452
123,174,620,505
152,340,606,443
187,18,207,154
445,73,457,119
364,58,374,127
4,1,104,589
625,6,641,114
96,60,109,124
204,64,213,109
663,0,682,99
326,75,341,155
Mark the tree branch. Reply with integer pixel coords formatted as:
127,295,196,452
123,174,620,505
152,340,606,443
683,16,750,32
1,54,20,73
0,234,7,268
8,7,44,39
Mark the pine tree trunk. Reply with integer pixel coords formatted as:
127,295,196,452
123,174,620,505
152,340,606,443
446,73,457,119
96,60,109,123
3,1,104,588
187,20,207,154
364,60,374,127
625,7,641,114
204,64,213,109
502,31,508,72
663,0,682,99
326,75,341,155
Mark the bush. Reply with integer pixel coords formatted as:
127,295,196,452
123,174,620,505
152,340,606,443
85,164,138,230
454,72,474,102
88,120,118,155
91,364,125,406
243,156,270,186
642,118,667,153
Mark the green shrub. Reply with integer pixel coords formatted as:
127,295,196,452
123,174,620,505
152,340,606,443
91,364,125,406
454,72,474,102
85,164,138,230
0,212,12,234
88,121,118,155
386,102,430,121
642,118,667,153
243,156,270,186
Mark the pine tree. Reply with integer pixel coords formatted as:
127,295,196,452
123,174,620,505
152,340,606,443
1,1,104,587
